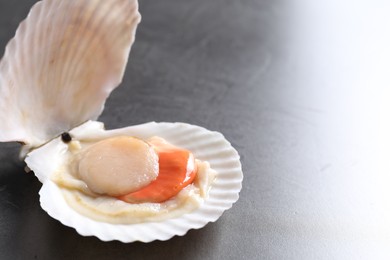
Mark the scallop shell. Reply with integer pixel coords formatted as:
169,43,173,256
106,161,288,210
1,0,243,242
26,121,243,242
0,0,140,147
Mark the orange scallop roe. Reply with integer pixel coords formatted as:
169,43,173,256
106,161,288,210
119,137,197,203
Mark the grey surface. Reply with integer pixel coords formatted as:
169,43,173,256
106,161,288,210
0,0,390,259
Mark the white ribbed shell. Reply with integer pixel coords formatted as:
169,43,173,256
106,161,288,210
0,0,140,147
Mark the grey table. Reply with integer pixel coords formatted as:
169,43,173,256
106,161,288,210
0,0,389,259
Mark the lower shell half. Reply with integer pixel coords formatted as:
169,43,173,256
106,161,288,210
25,121,243,242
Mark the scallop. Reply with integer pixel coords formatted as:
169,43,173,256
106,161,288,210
0,0,243,242
77,136,160,197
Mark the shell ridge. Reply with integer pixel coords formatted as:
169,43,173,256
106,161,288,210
30,0,44,98
40,4,63,113
59,0,101,96
55,1,88,101
64,1,123,113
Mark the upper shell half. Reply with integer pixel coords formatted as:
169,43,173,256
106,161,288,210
0,0,141,147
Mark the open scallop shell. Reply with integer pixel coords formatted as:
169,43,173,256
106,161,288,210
25,121,243,242
0,0,243,242
0,0,140,147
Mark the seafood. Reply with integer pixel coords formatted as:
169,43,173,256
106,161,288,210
0,0,243,242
